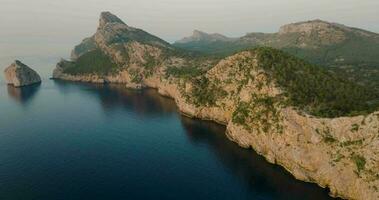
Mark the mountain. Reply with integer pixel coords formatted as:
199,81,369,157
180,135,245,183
176,30,235,43
52,12,379,199
54,12,215,87
174,20,379,89
174,30,249,56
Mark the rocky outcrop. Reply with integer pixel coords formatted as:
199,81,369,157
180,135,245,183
53,12,379,200
4,60,41,87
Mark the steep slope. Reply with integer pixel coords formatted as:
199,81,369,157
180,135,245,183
53,12,216,87
174,20,379,89
53,12,379,200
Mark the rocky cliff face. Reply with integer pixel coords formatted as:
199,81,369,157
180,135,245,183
4,60,41,87
53,12,379,200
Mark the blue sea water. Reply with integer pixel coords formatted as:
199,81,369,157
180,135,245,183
0,78,334,200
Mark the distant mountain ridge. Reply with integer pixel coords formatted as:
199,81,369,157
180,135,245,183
175,30,236,43
175,19,379,50
174,20,379,89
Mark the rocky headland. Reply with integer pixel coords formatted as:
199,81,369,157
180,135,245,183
53,12,379,200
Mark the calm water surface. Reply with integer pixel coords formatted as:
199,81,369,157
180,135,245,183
0,78,335,200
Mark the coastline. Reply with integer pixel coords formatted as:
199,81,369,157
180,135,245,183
52,69,379,200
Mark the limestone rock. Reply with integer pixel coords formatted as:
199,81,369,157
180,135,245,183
4,60,41,87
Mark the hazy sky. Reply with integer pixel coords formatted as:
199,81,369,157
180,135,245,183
1,0,378,41
0,0,378,67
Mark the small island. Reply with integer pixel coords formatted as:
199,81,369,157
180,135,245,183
4,60,41,87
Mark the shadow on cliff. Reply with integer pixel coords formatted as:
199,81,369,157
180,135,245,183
53,80,178,118
179,116,336,200
6,83,41,106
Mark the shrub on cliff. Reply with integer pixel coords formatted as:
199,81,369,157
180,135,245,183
64,49,118,75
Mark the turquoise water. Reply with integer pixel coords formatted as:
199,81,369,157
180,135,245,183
0,79,334,200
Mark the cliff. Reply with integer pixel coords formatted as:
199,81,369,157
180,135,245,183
53,12,379,200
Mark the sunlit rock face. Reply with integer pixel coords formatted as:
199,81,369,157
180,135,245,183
4,60,41,87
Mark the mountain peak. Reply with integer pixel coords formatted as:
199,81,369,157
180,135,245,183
176,30,233,44
99,11,126,29
192,30,208,37
278,19,378,40
278,19,337,35
14,60,23,65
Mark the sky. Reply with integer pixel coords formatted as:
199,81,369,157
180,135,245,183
0,0,378,42
0,0,378,77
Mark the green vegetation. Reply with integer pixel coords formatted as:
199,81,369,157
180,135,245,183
190,76,228,107
340,139,363,147
351,124,360,132
281,32,379,90
232,102,250,125
166,66,204,79
284,32,379,69
254,47,379,118
232,94,283,134
351,154,366,172
141,53,159,78
128,68,143,83
72,37,97,58
317,126,337,143
324,136,337,143
174,30,379,91
143,53,157,69
333,153,344,163
174,40,252,57
64,49,118,75
105,27,171,49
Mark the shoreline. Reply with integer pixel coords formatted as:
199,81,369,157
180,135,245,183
52,74,379,200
